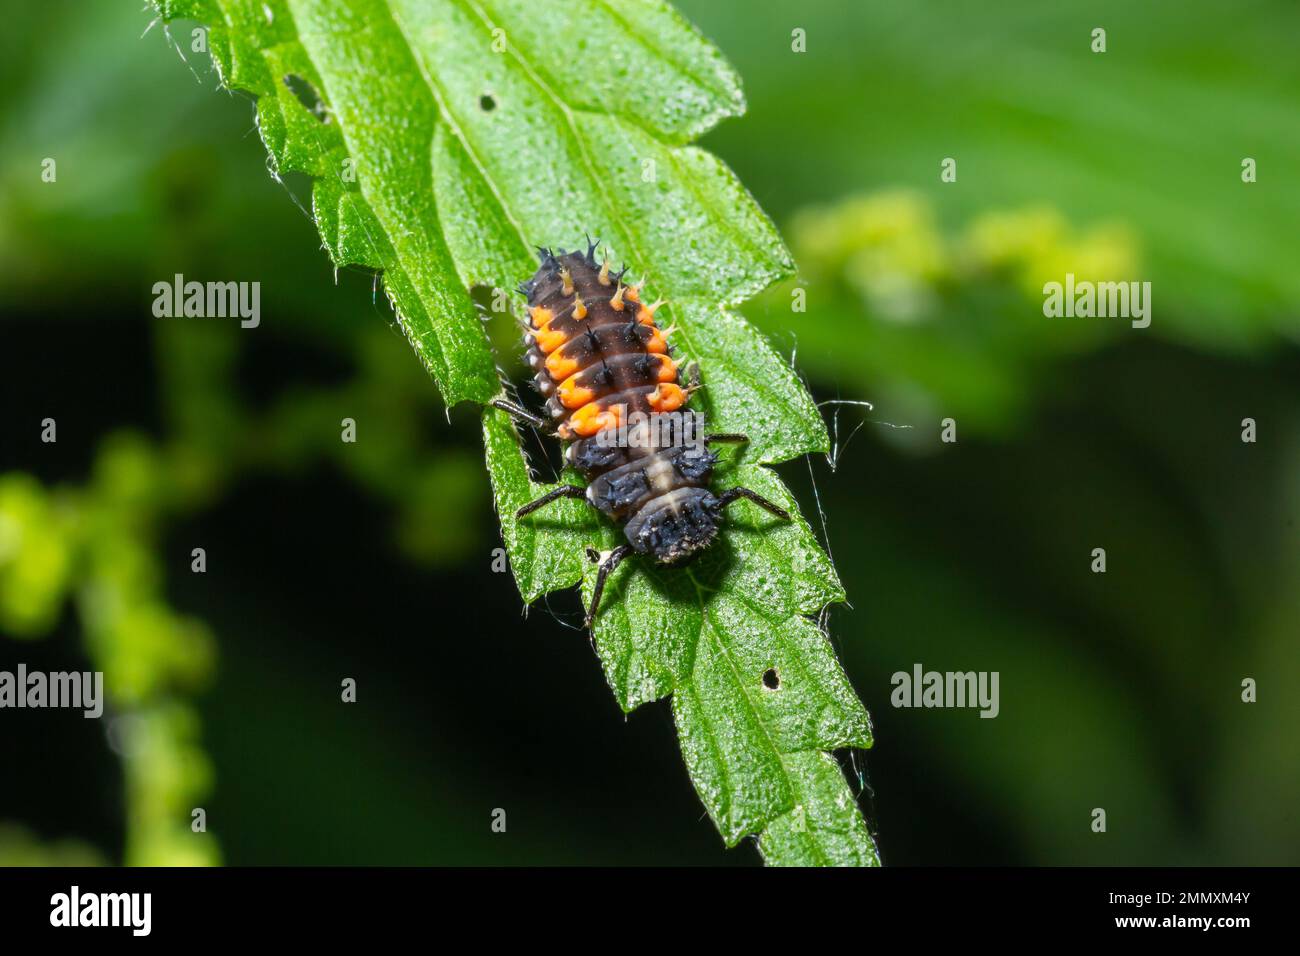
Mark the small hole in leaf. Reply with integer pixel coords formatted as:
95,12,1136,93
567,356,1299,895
762,668,780,690
480,93,496,112
283,73,329,123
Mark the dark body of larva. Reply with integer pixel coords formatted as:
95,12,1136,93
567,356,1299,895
501,242,792,626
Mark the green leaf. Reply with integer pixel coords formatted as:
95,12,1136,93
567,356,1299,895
154,0,877,865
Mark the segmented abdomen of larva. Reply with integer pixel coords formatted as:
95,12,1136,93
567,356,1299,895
522,247,690,487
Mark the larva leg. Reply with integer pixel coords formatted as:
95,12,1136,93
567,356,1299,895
491,397,549,432
516,485,587,518
584,544,633,628
716,487,791,522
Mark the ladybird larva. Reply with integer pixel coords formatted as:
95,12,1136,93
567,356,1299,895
491,240,791,627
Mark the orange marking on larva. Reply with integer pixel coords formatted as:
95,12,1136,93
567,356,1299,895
644,328,668,354
535,325,570,354
529,306,553,329
557,377,596,410
567,402,622,438
545,350,581,379
636,299,665,326
655,355,678,382
572,295,588,320
626,282,642,303
610,285,626,311
598,256,612,286
648,383,686,413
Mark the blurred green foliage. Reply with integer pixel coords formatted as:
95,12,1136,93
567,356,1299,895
0,438,220,865
689,0,1300,348
749,190,1141,436
1,0,1297,865
0,823,105,867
